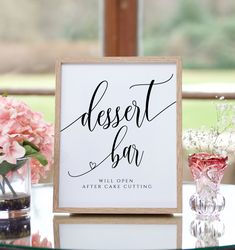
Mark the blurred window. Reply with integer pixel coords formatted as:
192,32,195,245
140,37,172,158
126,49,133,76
140,0,235,69
0,0,102,74
140,0,235,130
0,0,102,124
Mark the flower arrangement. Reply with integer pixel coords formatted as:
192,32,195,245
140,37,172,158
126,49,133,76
0,96,54,188
185,98,235,216
183,97,235,156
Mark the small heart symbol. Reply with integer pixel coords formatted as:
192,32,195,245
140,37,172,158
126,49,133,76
89,162,96,169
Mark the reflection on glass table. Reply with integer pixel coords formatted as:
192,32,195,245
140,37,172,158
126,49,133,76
190,216,225,248
54,215,181,249
1,183,235,249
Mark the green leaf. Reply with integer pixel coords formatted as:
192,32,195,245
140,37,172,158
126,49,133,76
32,153,48,166
23,143,48,166
0,161,16,176
23,140,40,152
24,145,38,156
12,159,28,171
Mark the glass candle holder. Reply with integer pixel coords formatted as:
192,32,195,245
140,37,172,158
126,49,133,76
188,153,228,218
0,158,31,219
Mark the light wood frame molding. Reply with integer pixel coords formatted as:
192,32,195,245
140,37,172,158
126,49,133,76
53,56,182,214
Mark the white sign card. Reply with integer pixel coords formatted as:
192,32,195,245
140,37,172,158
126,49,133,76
54,57,182,214
54,216,182,249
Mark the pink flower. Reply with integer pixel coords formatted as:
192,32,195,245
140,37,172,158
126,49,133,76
0,96,54,183
0,140,25,164
32,232,52,248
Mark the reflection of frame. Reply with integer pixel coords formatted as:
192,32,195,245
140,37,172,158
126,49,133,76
54,57,182,214
54,215,182,249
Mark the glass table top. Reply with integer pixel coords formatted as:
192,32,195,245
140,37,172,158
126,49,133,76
1,183,235,249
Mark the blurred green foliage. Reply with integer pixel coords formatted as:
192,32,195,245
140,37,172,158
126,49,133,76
0,0,99,42
144,0,235,69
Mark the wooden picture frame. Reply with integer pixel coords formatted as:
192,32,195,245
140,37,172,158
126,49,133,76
54,57,182,214
54,215,182,249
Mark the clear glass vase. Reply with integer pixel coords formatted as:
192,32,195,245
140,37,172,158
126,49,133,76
0,158,31,219
189,153,228,218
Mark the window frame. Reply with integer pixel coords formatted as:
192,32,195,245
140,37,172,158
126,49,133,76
104,0,138,56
